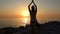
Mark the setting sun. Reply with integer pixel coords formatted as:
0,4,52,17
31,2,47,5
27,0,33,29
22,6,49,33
22,10,29,17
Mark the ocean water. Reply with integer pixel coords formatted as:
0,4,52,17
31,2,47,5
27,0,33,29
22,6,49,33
0,18,30,27
0,18,60,28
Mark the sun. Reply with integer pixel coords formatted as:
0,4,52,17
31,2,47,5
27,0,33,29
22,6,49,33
22,10,29,17
23,12,29,16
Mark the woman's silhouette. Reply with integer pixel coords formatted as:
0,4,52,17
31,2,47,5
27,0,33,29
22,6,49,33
28,0,39,26
28,0,40,34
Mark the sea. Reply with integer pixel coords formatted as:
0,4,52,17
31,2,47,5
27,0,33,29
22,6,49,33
0,18,60,28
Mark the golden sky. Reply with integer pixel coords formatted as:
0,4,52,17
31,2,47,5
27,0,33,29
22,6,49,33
0,0,60,18
0,0,60,27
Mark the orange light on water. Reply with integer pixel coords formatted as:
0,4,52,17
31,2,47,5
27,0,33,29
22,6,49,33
23,18,28,26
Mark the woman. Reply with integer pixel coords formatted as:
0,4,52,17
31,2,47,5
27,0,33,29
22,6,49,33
28,0,40,34
28,0,39,26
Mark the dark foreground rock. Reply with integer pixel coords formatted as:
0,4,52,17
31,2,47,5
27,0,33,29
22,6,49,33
0,21,60,34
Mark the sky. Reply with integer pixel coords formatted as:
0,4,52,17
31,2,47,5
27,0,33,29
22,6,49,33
0,0,60,27
0,0,60,19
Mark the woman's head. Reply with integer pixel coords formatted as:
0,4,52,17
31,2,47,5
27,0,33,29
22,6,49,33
31,5,35,11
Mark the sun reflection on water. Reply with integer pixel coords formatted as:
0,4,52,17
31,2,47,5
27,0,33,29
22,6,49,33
23,18,30,26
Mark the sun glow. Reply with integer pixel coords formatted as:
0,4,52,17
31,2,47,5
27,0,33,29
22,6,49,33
22,10,29,17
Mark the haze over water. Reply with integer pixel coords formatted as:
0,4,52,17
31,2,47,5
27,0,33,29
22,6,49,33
0,17,60,27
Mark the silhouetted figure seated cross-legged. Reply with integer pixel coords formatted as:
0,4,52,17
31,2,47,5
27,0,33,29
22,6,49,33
28,0,40,34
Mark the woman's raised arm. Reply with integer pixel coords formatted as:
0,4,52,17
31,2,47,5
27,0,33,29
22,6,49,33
33,2,37,11
28,1,32,11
